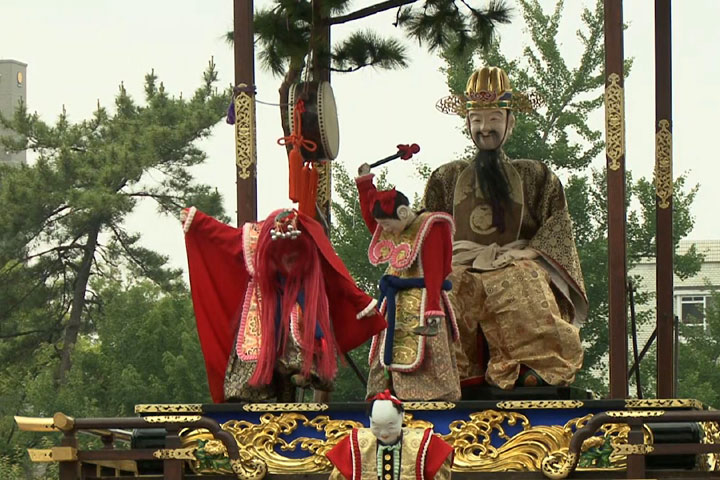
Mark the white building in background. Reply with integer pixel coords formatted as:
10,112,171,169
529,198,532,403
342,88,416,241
631,240,720,337
0,59,27,166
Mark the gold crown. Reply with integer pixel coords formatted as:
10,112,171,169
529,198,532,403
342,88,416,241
436,66,542,116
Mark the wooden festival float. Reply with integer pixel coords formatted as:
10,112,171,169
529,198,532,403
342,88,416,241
14,0,720,478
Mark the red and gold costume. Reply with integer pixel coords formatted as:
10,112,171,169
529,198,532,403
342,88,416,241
183,207,386,402
326,428,453,480
356,174,461,401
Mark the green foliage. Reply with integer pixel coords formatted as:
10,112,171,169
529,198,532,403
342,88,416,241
437,0,699,397
329,163,396,400
0,65,223,471
676,293,720,406
233,0,510,77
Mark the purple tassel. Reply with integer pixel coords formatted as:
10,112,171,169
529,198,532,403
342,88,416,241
226,100,235,125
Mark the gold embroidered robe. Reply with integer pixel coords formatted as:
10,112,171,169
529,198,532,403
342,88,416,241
423,156,586,389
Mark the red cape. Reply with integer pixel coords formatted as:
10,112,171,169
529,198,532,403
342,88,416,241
184,208,386,402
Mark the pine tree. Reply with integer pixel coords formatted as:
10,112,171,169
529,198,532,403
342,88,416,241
0,61,227,388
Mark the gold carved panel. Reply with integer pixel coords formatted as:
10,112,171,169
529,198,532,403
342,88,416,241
235,83,257,180
655,119,673,209
605,73,625,170
180,410,649,476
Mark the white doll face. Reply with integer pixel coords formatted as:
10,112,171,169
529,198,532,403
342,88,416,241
369,400,403,445
467,109,515,150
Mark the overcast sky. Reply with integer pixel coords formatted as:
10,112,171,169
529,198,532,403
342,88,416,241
2,0,719,272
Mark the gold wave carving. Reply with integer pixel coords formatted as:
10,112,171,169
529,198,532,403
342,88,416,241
242,402,328,412
135,404,202,414
178,411,652,475
496,400,584,410
654,119,673,209
606,410,664,418
612,444,653,455
605,73,625,170
625,398,700,410
144,415,201,423
152,448,197,460
403,402,456,411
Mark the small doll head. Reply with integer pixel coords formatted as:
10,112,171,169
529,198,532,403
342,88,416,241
368,390,403,445
372,189,414,234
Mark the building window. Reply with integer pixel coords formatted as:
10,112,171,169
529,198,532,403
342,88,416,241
678,295,712,329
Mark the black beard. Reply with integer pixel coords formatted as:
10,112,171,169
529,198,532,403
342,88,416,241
474,149,511,233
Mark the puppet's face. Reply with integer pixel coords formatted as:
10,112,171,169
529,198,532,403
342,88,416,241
369,400,403,445
376,205,415,235
467,109,515,150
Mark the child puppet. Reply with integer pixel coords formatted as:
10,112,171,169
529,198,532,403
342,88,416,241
356,164,461,402
326,390,453,480
182,207,386,402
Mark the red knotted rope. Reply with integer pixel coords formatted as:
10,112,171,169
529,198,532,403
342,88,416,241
277,100,318,208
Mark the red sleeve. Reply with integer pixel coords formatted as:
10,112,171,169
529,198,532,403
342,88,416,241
421,221,452,318
299,212,387,353
184,209,249,403
185,208,245,259
325,433,353,480
424,433,454,479
355,174,378,233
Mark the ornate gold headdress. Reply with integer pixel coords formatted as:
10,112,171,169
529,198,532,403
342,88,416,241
436,66,541,116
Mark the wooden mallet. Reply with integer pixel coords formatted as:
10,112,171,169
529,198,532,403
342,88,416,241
369,143,420,170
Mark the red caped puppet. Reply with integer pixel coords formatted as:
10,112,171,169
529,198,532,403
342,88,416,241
183,207,386,402
326,390,454,479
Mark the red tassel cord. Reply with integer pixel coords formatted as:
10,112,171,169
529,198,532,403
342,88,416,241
277,100,317,205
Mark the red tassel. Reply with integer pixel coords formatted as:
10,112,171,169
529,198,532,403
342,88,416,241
288,147,303,202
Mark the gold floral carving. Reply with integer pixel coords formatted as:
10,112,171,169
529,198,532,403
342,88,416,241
134,404,203,414
655,119,673,208
235,83,257,180
612,444,654,456
606,410,665,418
178,411,651,476
403,402,456,411
625,398,702,410
496,400,584,410
242,403,328,412
700,421,720,471
604,73,625,170
144,415,202,423
152,448,197,460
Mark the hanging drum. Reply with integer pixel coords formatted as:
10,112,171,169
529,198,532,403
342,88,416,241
288,80,340,161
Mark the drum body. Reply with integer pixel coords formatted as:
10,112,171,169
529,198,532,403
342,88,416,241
288,81,340,161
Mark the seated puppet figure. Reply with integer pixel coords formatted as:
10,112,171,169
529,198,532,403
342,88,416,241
182,207,386,403
356,165,461,402
326,390,453,480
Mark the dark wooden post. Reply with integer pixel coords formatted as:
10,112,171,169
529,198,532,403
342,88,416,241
311,0,333,226
655,0,675,399
604,0,629,399
311,0,333,403
234,0,258,226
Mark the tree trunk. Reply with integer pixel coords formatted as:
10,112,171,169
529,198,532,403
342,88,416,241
279,66,302,141
56,223,101,384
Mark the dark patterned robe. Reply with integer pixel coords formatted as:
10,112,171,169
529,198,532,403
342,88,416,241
423,155,587,388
